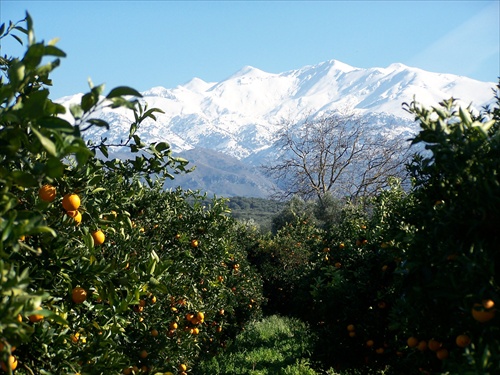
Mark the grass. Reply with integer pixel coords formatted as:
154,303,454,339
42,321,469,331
194,315,334,374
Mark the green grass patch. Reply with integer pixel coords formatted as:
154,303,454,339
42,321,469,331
194,315,329,374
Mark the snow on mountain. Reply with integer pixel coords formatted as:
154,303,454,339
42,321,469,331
55,59,496,197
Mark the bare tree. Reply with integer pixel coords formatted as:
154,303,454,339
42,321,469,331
262,110,411,204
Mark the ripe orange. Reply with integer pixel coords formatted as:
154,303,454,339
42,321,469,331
28,307,44,323
67,210,82,224
150,295,157,304
139,299,146,307
366,339,374,347
72,287,87,304
428,339,442,352
122,367,132,375
375,347,384,354
347,324,355,331
407,336,418,348
196,311,205,323
482,299,495,309
192,327,200,335
66,210,78,218
349,331,356,337
140,349,148,359
455,334,471,348
91,230,105,246
70,333,80,343
179,364,187,371
151,329,159,337
338,243,345,249
0,355,18,371
416,340,427,351
436,348,449,360
335,262,342,268
190,239,199,248
39,184,57,202
62,193,80,211
472,303,495,322
186,313,195,322
170,322,178,330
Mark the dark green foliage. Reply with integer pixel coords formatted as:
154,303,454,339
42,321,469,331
227,196,285,233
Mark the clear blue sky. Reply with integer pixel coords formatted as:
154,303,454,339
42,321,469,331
1,1,499,99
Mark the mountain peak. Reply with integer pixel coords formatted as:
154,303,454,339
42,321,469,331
324,59,357,72
228,65,271,79
183,77,213,92
386,62,410,71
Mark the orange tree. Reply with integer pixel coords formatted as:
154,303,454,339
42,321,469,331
0,14,263,375
246,209,324,318
386,89,500,374
303,181,412,373
303,87,500,374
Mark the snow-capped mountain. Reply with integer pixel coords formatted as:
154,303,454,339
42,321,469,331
56,59,497,197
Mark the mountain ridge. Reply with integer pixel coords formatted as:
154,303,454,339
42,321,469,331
56,59,496,197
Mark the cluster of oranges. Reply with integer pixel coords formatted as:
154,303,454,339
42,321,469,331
38,184,105,246
0,342,18,372
403,301,495,363
406,336,450,360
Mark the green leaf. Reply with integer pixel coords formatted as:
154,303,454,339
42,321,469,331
8,60,25,85
12,171,37,187
10,33,23,45
86,118,109,129
30,126,57,156
39,117,74,133
45,157,65,178
29,226,56,236
109,96,137,109
155,141,170,152
459,107,472,127
81,92,97,112
99,144,109,158
106,86,143,99
44,45,66,57
91,83,105,97
13,26,28,35
70,103,84,119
